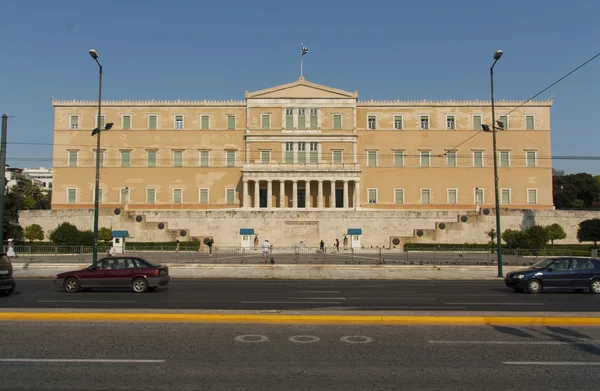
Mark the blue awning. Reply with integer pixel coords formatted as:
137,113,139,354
112,230,129,238
347,229,362,235
240,228,255,235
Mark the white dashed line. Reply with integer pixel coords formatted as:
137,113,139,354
503,362,600,366
0,359,164,363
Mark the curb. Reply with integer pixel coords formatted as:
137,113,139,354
1,312,600,326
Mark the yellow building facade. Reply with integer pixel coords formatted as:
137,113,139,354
51,77,553,212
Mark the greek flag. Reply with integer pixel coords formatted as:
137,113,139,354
301,44,309,56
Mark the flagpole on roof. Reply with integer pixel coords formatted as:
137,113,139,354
300,44,309,78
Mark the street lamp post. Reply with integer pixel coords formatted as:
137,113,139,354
89,49,103,266
489,49,504,277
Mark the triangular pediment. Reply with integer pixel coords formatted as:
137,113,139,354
246,77,358,99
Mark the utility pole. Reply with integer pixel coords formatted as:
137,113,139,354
0,115,8,250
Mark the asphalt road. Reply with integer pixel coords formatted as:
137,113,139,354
1,322,599,390
3,279,600,312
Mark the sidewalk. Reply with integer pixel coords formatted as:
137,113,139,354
12,262,521,280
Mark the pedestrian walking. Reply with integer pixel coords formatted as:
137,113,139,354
319,239,325,253
108,245,116,257
335,238,340,254
262,239,272,263
6,239,16,258
208,238,214,256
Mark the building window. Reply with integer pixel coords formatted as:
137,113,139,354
501,189,511,204
447,189,457,204
285,142,293,164
148,115,157,130
122,115,131,130
420,151,430,167
199,150,209,167
285,109,293,129
227,115,236,130
68,150,78,167
70,115,79,130
146,188,156,204
201,115,210,130
120,188,129,204
526,150,537,167
94,150,105,168
67,188,77,203
173,189,183,204
260,150,271,163
261,114,271,129
175,115,184,130
526,115,535,130
420,115,429,130
120,150,131,167
226,188,235,204
147,150,157,167
95,189,103,204
367,150,377,167
421,189,431,204
173,150,183,167
498,151,510,167
367,115,376,130
498,115,508,130
446,150,457,167
199,188,209,204
310,108,318,129
333,114,342,130
298,142,306,163
394,115,403,130
394,189,404,204
309,142,318,163
473,151,484,167
332,150,343,164
394,150,404,167
528,189,538,204
96,115,105,129
226,150,236,167
298,108,306,129
368,188,377,204
446,115,456,130
475,188,484,204
473,115,482,131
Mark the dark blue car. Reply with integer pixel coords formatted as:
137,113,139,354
505,257,600,294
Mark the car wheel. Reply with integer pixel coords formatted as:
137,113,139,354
590,279,600,294
132,277,148,293
63,278,80,293
526,279,543,294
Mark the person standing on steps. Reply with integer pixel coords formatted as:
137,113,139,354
319,240,325,253
208,238,214,256
262,239,272,263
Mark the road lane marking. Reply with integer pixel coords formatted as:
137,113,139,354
354,306,466,309
289,335,321,344
430,341,599,345
235,335,268,343
296,291,340,293
503,362,600,366
340,336,373,344
37,300,137,303
0,359,164,363
444,303,545,306
349,297,436,300
290,297,347,300
241,301,342,304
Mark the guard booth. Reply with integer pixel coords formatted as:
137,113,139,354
240,228,255,249
111,231,129,254
347,228,362,249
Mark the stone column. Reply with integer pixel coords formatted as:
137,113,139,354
330,181,336,208
354,181,360,210
280,180,285,208
267,180,273,208
243,180,249,208
343,180,349,209
254,180,260,208
305,180,311,209
318,180,323,209
292,180,298,208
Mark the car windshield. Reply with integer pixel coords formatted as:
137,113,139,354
531,259,555,269
140,259,158,267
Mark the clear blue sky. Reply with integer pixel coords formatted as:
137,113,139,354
1,0,599,174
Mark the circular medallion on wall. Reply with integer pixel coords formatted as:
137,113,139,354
461,216,469,223
136,215,143,222
439,223,446,230
417,230,424,237
180,230,187,237
158,223,165,230
483,208,490,215
392,238,400,246
113,208,121,215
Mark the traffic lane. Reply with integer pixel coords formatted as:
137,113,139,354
1,323,599,391
3,279,600,311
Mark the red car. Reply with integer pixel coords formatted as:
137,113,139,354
54,256,170,293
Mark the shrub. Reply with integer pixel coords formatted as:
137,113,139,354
49,222,79,245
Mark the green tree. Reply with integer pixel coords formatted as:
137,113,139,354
98,227,112,243
553,173,600,209
524,225,549,249
49,222,80,245
23,224,44,243
501,229,529,249
78,230,95,246
577,219,600,248
4,185,24,240
545,223,567,245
